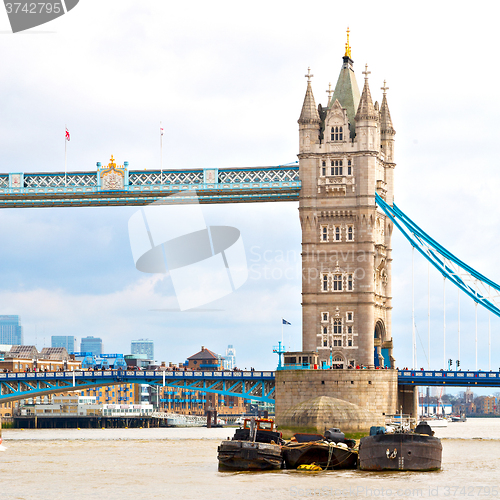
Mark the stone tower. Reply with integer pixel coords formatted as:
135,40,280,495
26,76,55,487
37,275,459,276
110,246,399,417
298,35,396,368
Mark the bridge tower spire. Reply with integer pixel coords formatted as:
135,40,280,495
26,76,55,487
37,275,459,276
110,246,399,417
298,36,396,369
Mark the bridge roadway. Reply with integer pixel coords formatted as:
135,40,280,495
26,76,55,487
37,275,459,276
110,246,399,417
0,165,300,208
2,369,500,405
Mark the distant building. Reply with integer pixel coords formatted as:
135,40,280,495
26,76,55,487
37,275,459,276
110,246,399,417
0,315,23,345
224,345,236,370
187,346,223,370
80,336,103,356
51,336,77,353
131,339,154,360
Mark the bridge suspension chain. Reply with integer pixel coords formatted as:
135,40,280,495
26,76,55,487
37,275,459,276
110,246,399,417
376,193,500,318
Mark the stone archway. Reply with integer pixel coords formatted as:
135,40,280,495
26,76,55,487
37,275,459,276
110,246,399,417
374,320,386,367
331,352,345,369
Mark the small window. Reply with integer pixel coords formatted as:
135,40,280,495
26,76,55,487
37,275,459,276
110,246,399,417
323,327,328,334
322,226,328,241
331,160,334,166
347,326,352,334
323,340,328,347
347,312,353,322
347,225,354,241
334,226,341,241
322,161,326,167
322,167,326,176
348,274,353,291
322,312,328,321
333,274,342,291
322,275,328,291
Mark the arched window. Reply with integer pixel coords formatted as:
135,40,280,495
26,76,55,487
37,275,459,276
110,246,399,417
322,274,328,291
334,319,342,334
323,327,328,334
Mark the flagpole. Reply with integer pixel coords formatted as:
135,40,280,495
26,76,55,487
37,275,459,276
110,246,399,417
64,125,67,187
160,121,163,185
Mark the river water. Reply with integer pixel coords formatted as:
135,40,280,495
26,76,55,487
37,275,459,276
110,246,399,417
1,419,499,500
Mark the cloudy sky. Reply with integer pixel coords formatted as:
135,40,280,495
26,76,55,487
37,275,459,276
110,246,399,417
0,1,499,374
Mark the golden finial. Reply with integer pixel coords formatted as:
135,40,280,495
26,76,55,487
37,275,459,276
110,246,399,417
344,27,352,59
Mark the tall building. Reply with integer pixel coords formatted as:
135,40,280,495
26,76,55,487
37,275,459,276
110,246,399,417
0,315,23,345
80,336,103,356
131,339,154,360
51,336,77,353
224,345,236,370
298,32,395,368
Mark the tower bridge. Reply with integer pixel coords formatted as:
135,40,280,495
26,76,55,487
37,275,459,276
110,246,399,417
1,32,499,421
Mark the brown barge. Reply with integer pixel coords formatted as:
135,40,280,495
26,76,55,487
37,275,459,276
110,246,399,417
358,422,442,471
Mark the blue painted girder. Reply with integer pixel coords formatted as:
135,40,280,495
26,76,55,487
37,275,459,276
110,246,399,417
0,370,276,404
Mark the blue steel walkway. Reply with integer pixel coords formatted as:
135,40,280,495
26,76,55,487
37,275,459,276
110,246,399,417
0,369,276,404
0,164,300,208
398,370,500,387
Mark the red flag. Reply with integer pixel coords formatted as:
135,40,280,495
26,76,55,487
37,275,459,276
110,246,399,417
65,128,70,141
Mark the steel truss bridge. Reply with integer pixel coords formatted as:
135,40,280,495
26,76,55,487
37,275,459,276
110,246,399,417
0,163,300,208
0,370,276,405
3,369,500,406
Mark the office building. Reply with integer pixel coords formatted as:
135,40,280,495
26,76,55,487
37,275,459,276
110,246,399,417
131,339,154,360
0,315,23,345
224,345,236,370
51,336,77,353
80,336,103,356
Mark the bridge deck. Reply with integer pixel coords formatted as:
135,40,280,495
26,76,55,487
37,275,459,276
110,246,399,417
0,166,300,208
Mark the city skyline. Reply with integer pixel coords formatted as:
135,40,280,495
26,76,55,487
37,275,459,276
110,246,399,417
0,5,498,372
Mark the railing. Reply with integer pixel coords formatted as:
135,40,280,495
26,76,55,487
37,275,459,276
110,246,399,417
0,369,275,381
398,370,500,386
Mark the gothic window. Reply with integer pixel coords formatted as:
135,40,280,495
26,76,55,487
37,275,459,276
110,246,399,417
330,160,343,176
347,326,352,334
334,226,341,241
333,274,342,291
322,312,329,322
347,225,354,241
321,225,328,242
346,312,353,322
347,274,353,291
322,274,328,292
347,159,352,176
323,327,328,335
333,319,342,334
330,126,343,141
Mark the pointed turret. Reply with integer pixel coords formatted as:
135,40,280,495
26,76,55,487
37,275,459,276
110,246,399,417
328,28,360,139
298,68,320,125
380,81,395,136
355,64,378,122
380,80,396,169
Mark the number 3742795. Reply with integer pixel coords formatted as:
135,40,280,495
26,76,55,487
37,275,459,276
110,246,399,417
5,3,62,14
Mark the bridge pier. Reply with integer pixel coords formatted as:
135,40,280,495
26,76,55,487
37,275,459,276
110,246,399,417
275,369,398,434
397,384,418,419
